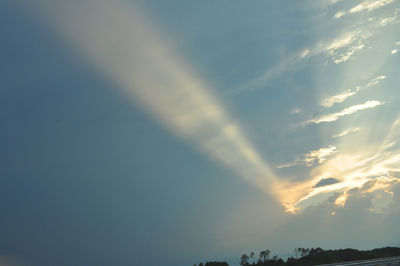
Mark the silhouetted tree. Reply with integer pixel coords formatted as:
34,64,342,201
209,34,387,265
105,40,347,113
205,262,228,266
240,254,250,266
259,249,270,263
250,252,255,264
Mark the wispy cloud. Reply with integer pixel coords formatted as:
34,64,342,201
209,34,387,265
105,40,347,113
306,100,384,124
377,14,399,26
350,0,396,13
323,30,371,64
291,108,302,114
332,127,362,138
366,75,386,87
335,0,396,18
321,87,361,107
321,75,386,108
277,145,337,168
230,50,308,94
234,5,398,95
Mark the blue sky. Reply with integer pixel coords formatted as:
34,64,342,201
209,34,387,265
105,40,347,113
1,0,400,265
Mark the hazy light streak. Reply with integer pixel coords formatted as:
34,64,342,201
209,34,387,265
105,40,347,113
27,0,282,199
306,100,384,124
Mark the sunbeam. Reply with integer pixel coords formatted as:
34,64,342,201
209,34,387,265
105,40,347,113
25,0,286,203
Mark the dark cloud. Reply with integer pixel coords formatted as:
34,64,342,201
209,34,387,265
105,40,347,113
313,177,340,188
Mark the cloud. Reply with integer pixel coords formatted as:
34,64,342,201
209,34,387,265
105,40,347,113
335,0,396,18
313,177,341,188
27,0,283,201
277,145,337,168
321,75,386,108
333,44,365,63
325,31,362,52
366,75,386,87
332,127,362,138
270,180,400,254
231,50,308,94
350,0,396,14
290,117,400,212
377,14,399,26
321,87,361,107
323,30,370,64
306,100,384,124
392,49,398,54
291,108,302,114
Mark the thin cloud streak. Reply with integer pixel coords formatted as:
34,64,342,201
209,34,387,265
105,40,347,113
332,127,362,138
335,0,396,18
366,75,386,87
321,75,386,108
277,145,337,168
321,87,361,107
234,5,398,95
306,100,384,124
27,0,282,198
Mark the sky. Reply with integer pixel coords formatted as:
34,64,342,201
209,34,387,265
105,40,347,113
1,0,400,265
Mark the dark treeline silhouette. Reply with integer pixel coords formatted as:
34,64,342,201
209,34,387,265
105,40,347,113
195,246,400,266
194,262,228,266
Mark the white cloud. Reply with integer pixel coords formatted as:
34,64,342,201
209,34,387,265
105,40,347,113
392,49,398,54
325,31,361,52
366,75,386,87
321,75,386,108
277,145,337,168
307,100,384,124
324,31,369,64
332,127,362,138
335,0,396,18
321,87,361,107
377,15,399,26
334,44,365,63
350,0,396,14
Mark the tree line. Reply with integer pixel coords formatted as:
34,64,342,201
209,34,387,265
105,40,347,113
194,246,400,266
